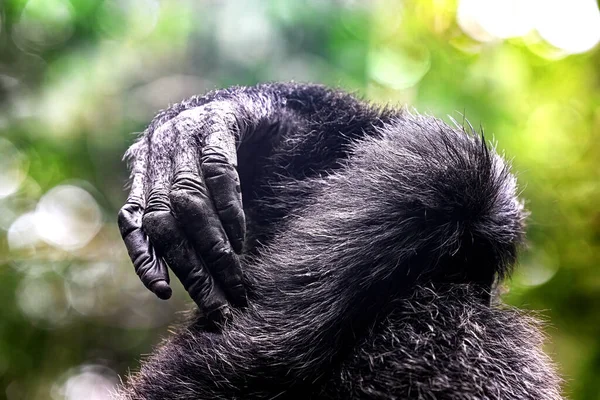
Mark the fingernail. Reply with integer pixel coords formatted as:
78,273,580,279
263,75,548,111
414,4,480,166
222,306,233,321
207,305,232,324
150,280,172,300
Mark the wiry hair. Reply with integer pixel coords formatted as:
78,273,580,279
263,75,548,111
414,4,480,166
116,84,561,399
320,285,562,399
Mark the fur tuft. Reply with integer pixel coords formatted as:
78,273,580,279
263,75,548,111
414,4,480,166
347,114,527,287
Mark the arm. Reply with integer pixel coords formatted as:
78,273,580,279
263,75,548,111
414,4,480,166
118,85,283,320
118,83,391,320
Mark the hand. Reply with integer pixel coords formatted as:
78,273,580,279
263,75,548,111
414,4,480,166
118,105,247,322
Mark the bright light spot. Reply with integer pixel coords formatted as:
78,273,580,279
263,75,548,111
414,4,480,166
35,185,103,250
536,0,600,54
367,46,431,89
457,0,600,54
0,138,28,198
52,365,118,400
128,75,211,121
65,262,114,316
16,276,70,325
458,0,534,41
0,75,19,91
525,103,589,167
268,55,331,83
7,212,42,252
517,247,560,287
0,177,42,232
216,2,280,66
38,69,90,136
37,43,133,135
97,0,160,40
12,0,75,52
339,0,374,8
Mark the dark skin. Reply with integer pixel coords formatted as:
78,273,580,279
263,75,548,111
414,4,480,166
118,99,252,320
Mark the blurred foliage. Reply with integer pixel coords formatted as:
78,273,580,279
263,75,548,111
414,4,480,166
0,0,599,399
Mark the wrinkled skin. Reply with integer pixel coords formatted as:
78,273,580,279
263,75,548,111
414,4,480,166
117,83,562,399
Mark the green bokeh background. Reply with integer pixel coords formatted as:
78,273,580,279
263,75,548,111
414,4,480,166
0,1,599,399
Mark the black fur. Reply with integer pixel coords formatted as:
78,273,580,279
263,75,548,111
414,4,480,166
117,83,561,399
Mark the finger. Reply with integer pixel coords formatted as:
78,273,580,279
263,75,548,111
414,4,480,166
118,202,171,300
119,143,171,300
201,145,246,254
144,189,230,318
169,167,248,308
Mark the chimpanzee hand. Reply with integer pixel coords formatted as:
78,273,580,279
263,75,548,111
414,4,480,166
118,103,249,322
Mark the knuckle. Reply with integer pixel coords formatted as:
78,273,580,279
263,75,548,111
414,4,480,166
169,187,211,217
169,189,197,214
117,206,131,227
218,201,244,219
208,240,232,259
202,159,236,178
171,172,205,193
142,210,172,241
145,188,170,213
141,212,159,232
202,164,229,180
201,150,229,165
118,203,141,233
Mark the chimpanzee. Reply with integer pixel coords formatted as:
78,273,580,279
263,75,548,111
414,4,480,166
116,83,562,399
